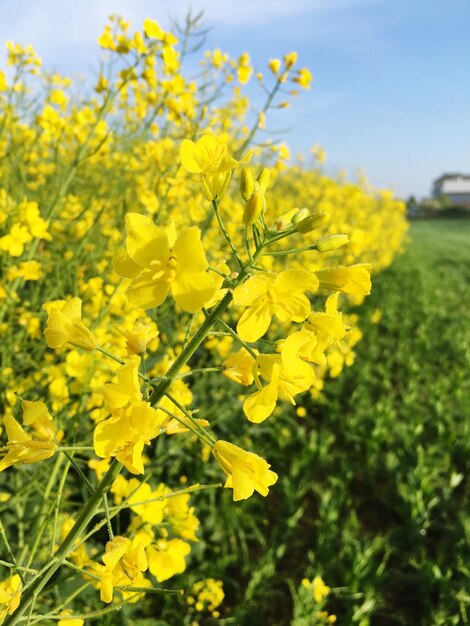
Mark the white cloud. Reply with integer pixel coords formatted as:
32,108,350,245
0,0,383,53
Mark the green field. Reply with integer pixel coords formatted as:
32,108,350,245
316,219,470,625
179,219,470,626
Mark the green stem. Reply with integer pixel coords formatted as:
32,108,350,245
18,454,65,568
4,459,122,626
173,367,222,379
211,200,244,270
95,346,125,365
165,392,215,445
148,290,233,405
213,316,258,358
265,245,319,257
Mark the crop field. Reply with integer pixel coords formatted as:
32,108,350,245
0,14,467,626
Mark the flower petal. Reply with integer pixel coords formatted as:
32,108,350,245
233,273,272,307
173,227,208,272
243,369,279,423
172,271,216,313
274,268,319,295
127,272,169,310
113,252,143,279
275,293,311,323
125,213,169,268
236,303,272,342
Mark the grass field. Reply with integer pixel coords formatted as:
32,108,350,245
186,219,470,626
317,218,470,625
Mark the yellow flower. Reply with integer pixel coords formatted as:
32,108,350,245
99,536,148,603
6,260,42,281
116,320,159,355
268,58,281,75
212,440,278,501
301,292,350,365
190,578,225,615
143,18,165,40
0,410,57,472
113,213,216,313
166,493,200,541
316,264,372,295
127,479,169,525
284,51,298,69
293,68,313,89
237,52,252,84
210,48,228,68
243,339,314,423
0,224,32,257
97,26,116,50
0,574,22,620
180,133,237,176
233,269,318,342
180,134,247,201
201,170,233,202
18,200,52,241
94,358,166,474
0,70,7,91
312,576,330,603
43,297,96,351
22,399,61,441
147,538,191,582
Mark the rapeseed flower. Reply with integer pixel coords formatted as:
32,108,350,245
116,320,159,355
180,133,237,176
233,269,318,342
180,133,241,201
243,340,314,423
212,440,278,501
94,358,166,474
0,224,32,257
43,297,96,351
0,404,57,472
147,538,191,582
114,213,216,312
223,348,257,386
316,263,372,295
98,536,148,603
0,574,22,620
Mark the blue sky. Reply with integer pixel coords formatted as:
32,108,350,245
0,0,469,199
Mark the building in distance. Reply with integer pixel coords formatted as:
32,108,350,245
432,173,470,209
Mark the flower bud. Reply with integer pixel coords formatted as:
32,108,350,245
284,52,297,69
274,208,298,230
256,168,270,193
240,167,255,202
243,191,264,226
291,208,310,224
315,234,349,252
294,209,327,233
